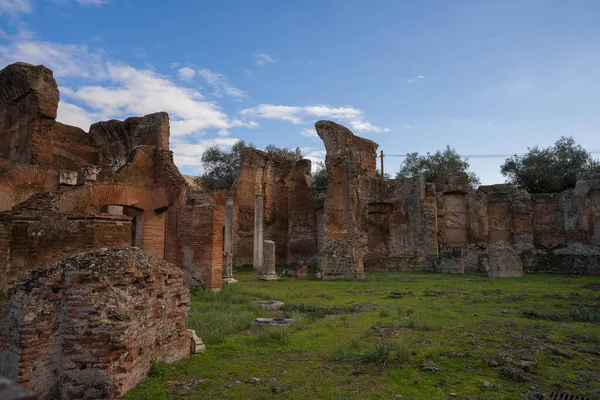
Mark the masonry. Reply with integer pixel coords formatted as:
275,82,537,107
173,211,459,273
211,119,600,278
0,247,192,399
223,148,319,267
0,61,223,292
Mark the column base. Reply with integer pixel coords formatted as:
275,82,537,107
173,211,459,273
222,277,238,284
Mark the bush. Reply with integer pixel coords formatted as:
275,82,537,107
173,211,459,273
500,136,599,193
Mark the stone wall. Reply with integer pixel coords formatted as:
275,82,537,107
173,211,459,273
316,120,378,278
0,63,58,166
230,148,309,266
358,170,600,276
0,247,191,399
0,213,131,294
287,159,319,265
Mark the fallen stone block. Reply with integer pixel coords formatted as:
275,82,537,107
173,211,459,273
250,318,293,327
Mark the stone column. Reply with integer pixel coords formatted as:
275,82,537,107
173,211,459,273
259,240,278,280
222,197,237,283
253,195,264,273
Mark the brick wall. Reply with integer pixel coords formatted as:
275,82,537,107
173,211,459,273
0,215,131,294
142,210,166,260
172,201,223,290
0,247,191,399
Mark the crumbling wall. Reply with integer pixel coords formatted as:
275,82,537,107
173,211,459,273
88,112,170,165
166,193,224,289
0,63,58,166
0,247,191,399
287,159,318,265
231,148,298,266
0,214,131,294
316,120,378,278
361,176,438,271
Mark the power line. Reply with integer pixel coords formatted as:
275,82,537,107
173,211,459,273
385,150,600,159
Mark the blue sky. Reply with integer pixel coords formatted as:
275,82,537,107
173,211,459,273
1,0,599,183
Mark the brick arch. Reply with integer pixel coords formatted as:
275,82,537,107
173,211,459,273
89,185,168,259
90,185,154,212
0,164,58,211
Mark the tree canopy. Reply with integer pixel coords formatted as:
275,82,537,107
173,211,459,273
264,144,303,161
500,136,598,193
311,161,328,188
395,146,480,185
197,140,255,191
197,141,304,191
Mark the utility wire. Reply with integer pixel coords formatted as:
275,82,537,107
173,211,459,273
385,150,600,158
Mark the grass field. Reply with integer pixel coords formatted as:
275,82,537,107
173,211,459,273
125,267,600,400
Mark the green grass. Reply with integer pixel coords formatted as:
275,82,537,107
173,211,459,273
124,267,600,400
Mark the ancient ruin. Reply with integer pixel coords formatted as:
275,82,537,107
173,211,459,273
221,121,600,278
0,62,224,292
1,60,599,398
0,247,192,399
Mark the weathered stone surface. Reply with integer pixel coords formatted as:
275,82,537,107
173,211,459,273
317,120,378,279
0,376,38,400
250,318,292,327
228,148,311,266
0,63,58,165
256,300,285,310
287,159,319,265
283,260,308,278
222,252,236,284
187,330,206,354
0,62,224,293
488,240,523,278
259,240,278,280
166,192,224,290
0,213,132,294
253,195,264,273
0,247,191,399
59,170,78,186
88,112,170,162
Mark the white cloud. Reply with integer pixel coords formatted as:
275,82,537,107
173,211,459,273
240,104,389,133
60,63,237,136
56,101,105,130
177,67,196,81
349,120,391,133
0,0,31,14
405,74,425,83
253,52,275,66
197,68,246,99
0,35,105,78
300,128,318,137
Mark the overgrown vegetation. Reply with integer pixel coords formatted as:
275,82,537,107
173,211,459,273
197,141,303,191
396,145,480,185
126,268,600,400
500,136,599,193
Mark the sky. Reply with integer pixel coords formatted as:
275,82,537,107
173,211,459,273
1,0,599,184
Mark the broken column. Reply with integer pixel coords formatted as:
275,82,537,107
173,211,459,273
316,120,378,279
253,194,264,273
222,197,237,284
259,240,278,280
